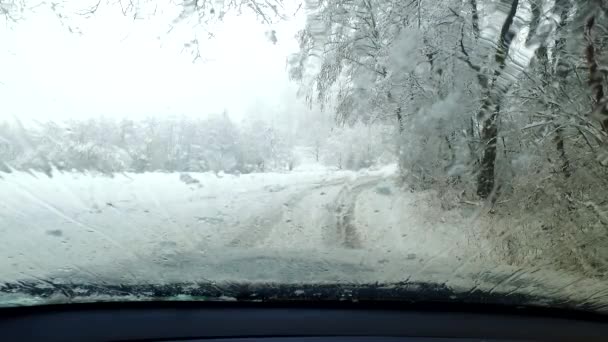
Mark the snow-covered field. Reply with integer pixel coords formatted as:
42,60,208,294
2,165,607,309
1,164,481,281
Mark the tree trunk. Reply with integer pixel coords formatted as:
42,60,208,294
469,0,480,39
396,106,404,133
477,104,499,198
476,0,520,199
552,1,574,177
555,128,571,177
585,14,608,133
387,90,405,134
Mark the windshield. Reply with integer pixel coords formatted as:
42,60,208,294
1,0,608,312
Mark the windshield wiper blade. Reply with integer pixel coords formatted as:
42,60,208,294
1,279,601,315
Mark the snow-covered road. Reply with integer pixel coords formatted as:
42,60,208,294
3,166,608,310
1,165,483,283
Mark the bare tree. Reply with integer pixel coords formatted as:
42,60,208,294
476,0,520,199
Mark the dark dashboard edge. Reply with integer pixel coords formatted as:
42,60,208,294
2,300,608,323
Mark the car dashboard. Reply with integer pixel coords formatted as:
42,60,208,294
1,302,607,341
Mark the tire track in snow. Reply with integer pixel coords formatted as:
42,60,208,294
226,178,349,248
228,175,383,250
330,177,381,249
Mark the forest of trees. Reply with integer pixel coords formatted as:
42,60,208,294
288,0,608,199
1,0,607,273
1,0,606,202
0,114,396,174
286,0,608,273
0,114,293,174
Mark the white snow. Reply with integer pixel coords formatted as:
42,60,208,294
0,164,471,281
1,165,607,310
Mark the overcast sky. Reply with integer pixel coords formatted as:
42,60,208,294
0,1,306,123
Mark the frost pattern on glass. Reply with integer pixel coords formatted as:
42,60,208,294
1,0,608,313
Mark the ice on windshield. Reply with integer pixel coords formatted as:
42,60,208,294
1,0,608,312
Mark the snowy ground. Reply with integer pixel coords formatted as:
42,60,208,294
2,165,608,310
0,164,480,280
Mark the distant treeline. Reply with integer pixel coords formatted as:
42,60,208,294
0,116,396,174
0,115,298,174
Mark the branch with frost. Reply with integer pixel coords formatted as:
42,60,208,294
584,13,608,134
